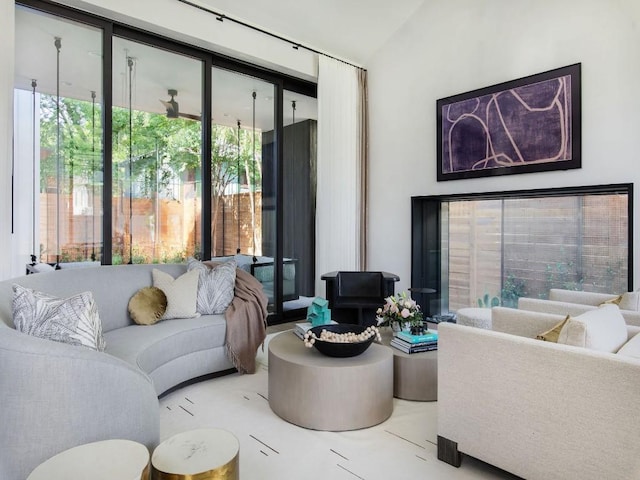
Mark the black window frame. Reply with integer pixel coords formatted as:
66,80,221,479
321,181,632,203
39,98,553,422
411,183,634,315
16,0,317,322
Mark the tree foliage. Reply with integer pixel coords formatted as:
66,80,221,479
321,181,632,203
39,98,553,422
38,94,263,261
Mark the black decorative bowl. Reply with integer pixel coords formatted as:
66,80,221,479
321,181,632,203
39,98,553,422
307,324,376,358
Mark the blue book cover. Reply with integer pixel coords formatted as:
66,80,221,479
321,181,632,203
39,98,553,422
396,330,438,344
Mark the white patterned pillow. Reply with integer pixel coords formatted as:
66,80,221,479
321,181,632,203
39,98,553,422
187,258,236,315
12,284,106,351
152,268,200,320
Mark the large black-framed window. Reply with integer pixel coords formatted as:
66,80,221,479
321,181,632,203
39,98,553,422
412,184,633,315
15,0,317,322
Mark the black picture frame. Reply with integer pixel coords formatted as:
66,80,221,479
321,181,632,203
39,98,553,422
437,63,581,182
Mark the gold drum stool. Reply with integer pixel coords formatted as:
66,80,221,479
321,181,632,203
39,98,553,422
151,428,239,480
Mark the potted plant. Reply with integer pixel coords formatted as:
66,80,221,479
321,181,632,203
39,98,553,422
376,291,424,333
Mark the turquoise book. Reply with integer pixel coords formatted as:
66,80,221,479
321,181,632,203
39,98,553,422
396,331,438,344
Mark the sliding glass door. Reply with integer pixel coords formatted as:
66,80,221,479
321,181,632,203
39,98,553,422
14,6,104,265
111,37,202,264
14,0,318,322
282,89,317,308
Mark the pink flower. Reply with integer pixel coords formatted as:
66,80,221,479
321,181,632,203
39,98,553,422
401,308,410,318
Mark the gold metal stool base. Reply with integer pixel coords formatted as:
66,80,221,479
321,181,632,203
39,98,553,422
151,428,239,480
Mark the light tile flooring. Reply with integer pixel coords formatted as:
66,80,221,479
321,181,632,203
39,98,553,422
159,330,520,480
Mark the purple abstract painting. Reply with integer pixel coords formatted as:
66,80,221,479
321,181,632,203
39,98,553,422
437,64,581,181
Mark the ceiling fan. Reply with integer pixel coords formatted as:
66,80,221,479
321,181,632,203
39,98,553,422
159,89,200,121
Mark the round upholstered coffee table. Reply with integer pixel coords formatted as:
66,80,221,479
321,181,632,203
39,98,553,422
381,330,438,401
268,331,393,431
151,428,239,480
27,439,150,480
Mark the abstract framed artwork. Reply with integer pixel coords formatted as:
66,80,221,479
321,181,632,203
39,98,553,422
437,63,581,181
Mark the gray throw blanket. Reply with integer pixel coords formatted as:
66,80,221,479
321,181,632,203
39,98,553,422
206,262,268,373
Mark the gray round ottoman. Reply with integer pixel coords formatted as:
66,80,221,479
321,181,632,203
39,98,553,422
456,307,492,329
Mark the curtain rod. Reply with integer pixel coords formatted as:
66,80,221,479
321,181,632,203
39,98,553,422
176,0,365,71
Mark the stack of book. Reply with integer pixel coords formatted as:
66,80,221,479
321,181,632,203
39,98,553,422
390,330,438,354
293,320,338,339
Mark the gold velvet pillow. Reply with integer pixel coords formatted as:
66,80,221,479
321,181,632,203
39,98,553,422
128,287,167,325
536,315,570,343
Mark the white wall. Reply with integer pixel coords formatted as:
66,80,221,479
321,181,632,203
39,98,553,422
367,0,640,293
0,0,15,281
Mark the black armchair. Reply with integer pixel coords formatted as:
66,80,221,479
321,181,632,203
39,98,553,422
321,271,399,326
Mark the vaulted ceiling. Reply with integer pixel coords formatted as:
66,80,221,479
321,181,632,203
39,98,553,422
195,0,427,66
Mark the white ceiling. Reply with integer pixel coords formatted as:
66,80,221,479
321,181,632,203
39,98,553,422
195,0,427,66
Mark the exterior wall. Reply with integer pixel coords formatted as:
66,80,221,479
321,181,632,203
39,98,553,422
37,191,261,263
367,0,640,292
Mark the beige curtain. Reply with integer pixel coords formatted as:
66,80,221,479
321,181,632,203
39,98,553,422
358,68,368,270
315,56,368,295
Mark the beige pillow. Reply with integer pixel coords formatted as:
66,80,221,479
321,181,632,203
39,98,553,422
600,292,639,311
557,304,628,353
128,287,167,325
152,269,200,320
536,315,570,343
619,292,640,311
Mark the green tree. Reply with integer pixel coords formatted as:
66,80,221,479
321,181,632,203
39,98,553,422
39,95,262,262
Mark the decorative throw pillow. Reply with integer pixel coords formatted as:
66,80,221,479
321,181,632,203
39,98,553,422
619,292,640,311
187,258,236,315
252,264,273,283
601,294,623,306
600,292,640,311
12,284,106,351
536,315,570,343
557,304,628,353
152,268,200,320
128,287,167,325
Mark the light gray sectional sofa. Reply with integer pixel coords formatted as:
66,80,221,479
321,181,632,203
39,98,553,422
438,305,640,479
0,264,239,480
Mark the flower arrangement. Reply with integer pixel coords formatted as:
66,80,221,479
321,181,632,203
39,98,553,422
376,291,423,327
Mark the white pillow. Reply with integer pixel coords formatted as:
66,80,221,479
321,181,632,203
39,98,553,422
152,269,200,320
617,332,640,360
12,284,106,351
187,258,236,315
557,304,628,353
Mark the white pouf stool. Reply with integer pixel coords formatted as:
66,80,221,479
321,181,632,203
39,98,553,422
456,307,492,329
27,439,150,480
151,428,239,480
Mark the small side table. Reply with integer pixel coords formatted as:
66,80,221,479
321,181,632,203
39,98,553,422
151,428,239,480
382,330,438,401
27,439,150,480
